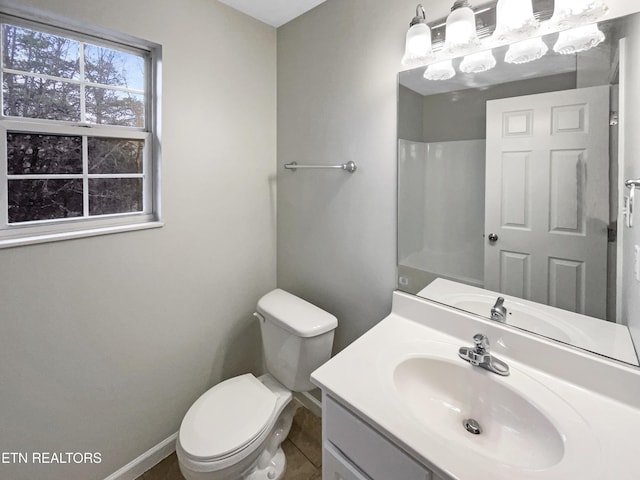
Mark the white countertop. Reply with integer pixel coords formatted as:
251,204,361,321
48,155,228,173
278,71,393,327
311,291,640,480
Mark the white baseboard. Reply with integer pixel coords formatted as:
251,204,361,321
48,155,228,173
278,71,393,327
103,432,178,480
293,391,322,417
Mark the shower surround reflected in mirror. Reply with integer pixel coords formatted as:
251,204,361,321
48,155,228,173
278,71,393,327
397,12,640,365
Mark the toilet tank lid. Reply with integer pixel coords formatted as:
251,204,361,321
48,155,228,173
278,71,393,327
257,289,337,337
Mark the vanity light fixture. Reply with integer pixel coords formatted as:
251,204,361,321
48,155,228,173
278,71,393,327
402,0,611,79
551,0,609,26
460,49,496,73
443,1,480,56
505,36,548,64
401,4,435,67
493,0,539,41
424,59,456,80
553,23,605,54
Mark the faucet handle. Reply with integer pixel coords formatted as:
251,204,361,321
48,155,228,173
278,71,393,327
473,333,489,353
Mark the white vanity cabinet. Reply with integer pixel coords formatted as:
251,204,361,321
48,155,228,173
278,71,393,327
311,292,640,480
322,395,449,480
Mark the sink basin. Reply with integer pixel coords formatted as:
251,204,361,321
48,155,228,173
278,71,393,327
394,356,563,469
389,341,598,473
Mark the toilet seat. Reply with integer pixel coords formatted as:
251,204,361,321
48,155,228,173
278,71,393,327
179,374,278,462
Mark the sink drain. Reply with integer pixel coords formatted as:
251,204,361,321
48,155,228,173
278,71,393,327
463,418,482,435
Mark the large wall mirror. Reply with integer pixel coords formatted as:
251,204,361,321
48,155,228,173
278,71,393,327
397,11,640,366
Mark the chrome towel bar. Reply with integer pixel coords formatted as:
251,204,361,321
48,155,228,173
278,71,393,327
284,161,357,173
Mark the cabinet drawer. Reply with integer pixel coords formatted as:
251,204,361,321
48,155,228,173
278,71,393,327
325,396,430,480
323,442,370,480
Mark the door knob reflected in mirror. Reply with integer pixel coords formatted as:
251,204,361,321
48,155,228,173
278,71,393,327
488,233,499,242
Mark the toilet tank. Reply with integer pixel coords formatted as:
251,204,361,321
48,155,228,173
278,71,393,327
256,289,337,392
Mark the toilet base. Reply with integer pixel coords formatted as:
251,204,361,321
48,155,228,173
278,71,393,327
245,447,286,480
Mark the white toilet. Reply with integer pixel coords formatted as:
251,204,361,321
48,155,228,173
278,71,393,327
176,289,337,480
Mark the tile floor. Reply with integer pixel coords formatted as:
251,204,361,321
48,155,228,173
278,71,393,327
137,403,322,480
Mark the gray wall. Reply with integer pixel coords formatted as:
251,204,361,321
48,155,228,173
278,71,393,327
275,0,449,353
0,1,276,479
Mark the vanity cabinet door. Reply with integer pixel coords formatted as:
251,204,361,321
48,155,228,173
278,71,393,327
324,396,431,480
323,442,371,480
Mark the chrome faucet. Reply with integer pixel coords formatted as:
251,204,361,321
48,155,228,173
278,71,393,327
490,297,507,322
458,334,510,376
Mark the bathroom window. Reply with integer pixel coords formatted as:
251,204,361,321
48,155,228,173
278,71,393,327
0,13,161,247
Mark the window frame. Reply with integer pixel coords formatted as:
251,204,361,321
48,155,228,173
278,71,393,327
0,7,162,248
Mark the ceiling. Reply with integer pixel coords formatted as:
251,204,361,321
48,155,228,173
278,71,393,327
218,0,328,27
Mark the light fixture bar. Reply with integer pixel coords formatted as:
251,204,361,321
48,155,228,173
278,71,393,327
429,0,555,52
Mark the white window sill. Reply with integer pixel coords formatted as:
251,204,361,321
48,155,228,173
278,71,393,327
0,221,164,249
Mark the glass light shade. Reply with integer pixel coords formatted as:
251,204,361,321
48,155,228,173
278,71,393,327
552,0,609,26
505,37,549,64
443,5,480,55
494,0,539,41
553,24,605,55
401,22,434,67
423,60,456,81
460,49,497,73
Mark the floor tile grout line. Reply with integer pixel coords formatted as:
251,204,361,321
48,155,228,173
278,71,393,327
287,438,317,468
288,437,322,470
288,417,323,469
283,439,321,478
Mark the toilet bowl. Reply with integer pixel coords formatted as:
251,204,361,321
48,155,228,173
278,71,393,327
177,374,293,480
177,289,337,480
